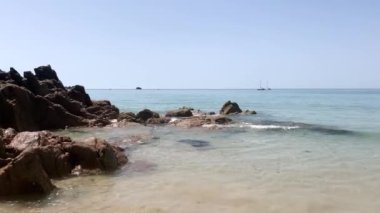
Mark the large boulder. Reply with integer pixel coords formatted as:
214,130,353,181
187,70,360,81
0,148,56,196
165,108,193,117
220,101,242,115
66,137,127,171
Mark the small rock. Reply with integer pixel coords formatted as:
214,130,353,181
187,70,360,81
220,101,242,115
165,108,193,117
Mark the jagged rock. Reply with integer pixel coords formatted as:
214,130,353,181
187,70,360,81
220,101,242,115
68,85,92,107
87,100,119,119
34,65,60,82
9,68,23,86
136,109,160,122
0,84,86,131
45,92,89,117
165,108,193,117
1,65,120,131
23,71,45,95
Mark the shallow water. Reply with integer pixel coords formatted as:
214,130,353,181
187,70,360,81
1,89,380,213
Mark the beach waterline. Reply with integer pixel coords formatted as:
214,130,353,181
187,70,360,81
1,123,379,213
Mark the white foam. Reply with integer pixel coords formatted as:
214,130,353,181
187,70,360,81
202,122,299,130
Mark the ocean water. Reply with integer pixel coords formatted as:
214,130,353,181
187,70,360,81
1,89,380,213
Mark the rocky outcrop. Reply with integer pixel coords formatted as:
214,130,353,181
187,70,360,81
0,129,127,196
165,108,193,117
220,101,243,115
0,84,86,131
0,65,119,131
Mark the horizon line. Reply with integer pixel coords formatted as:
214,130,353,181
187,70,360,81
86,88,380,90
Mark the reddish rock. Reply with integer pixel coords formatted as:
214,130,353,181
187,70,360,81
0,148,56,196
0,130,127,196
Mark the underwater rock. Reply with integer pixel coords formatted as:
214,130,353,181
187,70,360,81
177,139,210,148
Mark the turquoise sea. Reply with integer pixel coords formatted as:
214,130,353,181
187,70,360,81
2,89,380,213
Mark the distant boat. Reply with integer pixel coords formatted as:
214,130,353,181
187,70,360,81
257,81,266,91
136,87,142,90
266,81,271,90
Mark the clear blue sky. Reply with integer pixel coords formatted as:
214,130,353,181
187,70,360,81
1,0,379,89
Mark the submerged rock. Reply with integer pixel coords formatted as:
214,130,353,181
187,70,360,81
177,139,210,148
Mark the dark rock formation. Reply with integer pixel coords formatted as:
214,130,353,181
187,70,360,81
68,85,92,107
0,65,119,131
0,84,86,131
136,109,160,122
165,108,193,117
87,100,119,120
0,129,127,196
34,65,60,82
220,101,243,115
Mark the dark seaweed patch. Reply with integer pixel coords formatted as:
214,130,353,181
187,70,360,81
177,139,210,147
